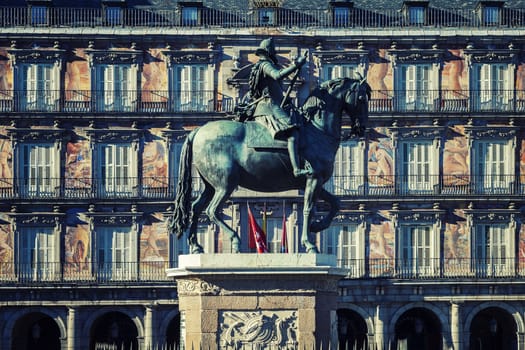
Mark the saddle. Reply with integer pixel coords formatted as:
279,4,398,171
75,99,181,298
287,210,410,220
244,118,288,149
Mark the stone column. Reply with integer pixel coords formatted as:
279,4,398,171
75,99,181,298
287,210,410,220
375,304,388,350
451,302,462,350
168,253,345,349
144,305,154,349
67,307,76,350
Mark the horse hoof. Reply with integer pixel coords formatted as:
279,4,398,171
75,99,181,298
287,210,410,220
231,239,240,253
302,241,319,254
306,246,319,254
190,244,204,254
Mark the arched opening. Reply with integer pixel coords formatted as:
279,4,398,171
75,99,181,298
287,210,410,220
165,313,181,350
469,307,517,350
337,309,368,350
90,311,138,350
11,312,61,350
394,307,442,350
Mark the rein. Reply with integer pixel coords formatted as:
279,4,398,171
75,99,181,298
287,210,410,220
301,79,359,143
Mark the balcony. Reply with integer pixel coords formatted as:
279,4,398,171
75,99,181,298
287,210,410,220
0,90,234,114
325,174,520,198
0,89,522,115
369,89,523,114
1,258,522,285
0,174,520,200
0,6,524,29
361,257,522,279
0,261,171,284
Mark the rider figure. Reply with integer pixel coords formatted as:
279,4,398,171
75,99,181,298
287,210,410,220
250,38,312,177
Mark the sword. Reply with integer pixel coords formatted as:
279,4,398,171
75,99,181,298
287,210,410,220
280,50,308,108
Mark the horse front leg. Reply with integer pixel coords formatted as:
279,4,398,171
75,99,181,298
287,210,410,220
187,183,214,254
205,186,241,253
302,177,320,253
309,187,340,233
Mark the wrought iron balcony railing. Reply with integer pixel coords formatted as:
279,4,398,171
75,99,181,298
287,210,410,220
0,174,521,200
345,257,524,279
1,6,525,29
0,261,172,284
370,89,525,113
1,89,523,114
2,258,523,285
0,90,234,114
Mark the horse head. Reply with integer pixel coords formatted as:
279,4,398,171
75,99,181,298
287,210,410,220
343,74,371,137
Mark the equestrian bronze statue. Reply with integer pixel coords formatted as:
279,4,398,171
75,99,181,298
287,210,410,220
168,42,370,254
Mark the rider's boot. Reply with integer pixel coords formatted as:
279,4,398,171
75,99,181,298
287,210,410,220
288,131,313,177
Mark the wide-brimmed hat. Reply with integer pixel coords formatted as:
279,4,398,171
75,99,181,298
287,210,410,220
255,38,275,57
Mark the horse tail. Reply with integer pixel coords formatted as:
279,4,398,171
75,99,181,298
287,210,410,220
170,129,197,238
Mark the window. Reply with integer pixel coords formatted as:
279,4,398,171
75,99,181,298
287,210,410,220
31,6,48,26
265,218,283,253
397,64,435,111
472,63,511,111
96,226,136,280
474,140,512,193
19,226,58,281
22,63,59,112
408,6,425,25
400,140,436,193
98,143,137,197
105,6,123,26
325,141,362,195
181,7,199,26
258,8,275,25
19,143,59,198
483,6,500,25
398,225,437,277
96,64,137,112
333,7,350,27
322,64,358,81
170,224,212,266
321,224,363,275
473,224,513,276
172,64,213,112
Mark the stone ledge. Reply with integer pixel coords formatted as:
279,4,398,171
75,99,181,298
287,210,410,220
167,253,347,278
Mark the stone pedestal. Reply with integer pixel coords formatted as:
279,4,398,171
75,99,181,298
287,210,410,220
167,254,346,349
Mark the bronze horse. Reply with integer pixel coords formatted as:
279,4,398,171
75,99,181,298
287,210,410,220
169,77,370,253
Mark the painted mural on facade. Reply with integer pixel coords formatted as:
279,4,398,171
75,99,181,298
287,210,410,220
0,224,13,276
367,49,391,93
142,49,168,99
443,217,469,272
0,129,13,188
64,224,90,278
443,131,469,187
65,48,90,103
140,214,169,266
519,224,525,272
0,49,12,93
143,136,168,190
369,219,394,275
65,140,92,191
368,130,394,187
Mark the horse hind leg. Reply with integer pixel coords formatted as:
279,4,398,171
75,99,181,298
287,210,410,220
205,186,240,253
186,183,214,254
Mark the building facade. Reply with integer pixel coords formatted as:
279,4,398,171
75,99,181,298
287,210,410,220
1,0,525,349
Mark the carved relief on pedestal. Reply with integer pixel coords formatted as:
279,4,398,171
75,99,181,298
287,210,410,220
176,278,221,296
219,310,297,349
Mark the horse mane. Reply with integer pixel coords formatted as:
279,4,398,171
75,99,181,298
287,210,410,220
301,77,357,120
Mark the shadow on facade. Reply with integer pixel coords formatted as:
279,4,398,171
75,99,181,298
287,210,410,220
165,313,181,350
90,311,138,350
11,312,61,350
469,307,517,350
394,307,442,350
337,309,368,350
